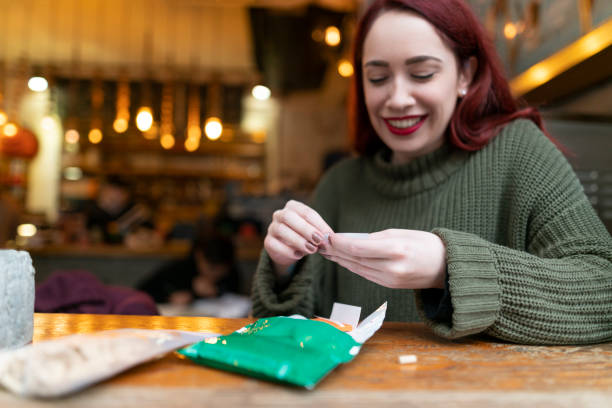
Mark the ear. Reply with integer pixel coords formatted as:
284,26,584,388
457,56,477,94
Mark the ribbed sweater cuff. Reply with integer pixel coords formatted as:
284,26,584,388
251,250,314,317
416,228,501,339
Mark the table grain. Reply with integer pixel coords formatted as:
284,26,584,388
1,313,610,407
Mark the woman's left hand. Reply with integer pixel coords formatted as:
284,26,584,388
321,229,447,289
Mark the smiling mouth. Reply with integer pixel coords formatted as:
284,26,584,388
384,115,427,135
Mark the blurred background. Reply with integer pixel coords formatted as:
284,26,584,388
0,0,610,315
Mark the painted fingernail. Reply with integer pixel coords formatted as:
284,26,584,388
305,242,317,252
312,233,323,244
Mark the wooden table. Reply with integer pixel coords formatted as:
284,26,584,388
1,313,611,407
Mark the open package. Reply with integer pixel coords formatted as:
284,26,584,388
0,329,218,398
178,302,387,389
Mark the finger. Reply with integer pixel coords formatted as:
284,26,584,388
265,235,306,264
285,200,334,235
269,222,317,254
277,210,325,250
329,233,401,259
321,250,389,272
323,253,388,287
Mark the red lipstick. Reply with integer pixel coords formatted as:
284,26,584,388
383,115,427,135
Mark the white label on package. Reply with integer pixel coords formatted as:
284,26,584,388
330,302,361,330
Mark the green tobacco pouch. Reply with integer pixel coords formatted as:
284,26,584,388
178,302,387,389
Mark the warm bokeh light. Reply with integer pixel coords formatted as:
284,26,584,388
65,129,80,144
88,128,103,144
160,133,175,149
0,110,7,126
143,127,158,140
17,224,37,238
187,125,202,140
337,59,354,77
252,85,271,101
136,107,154,132
204,117,223,141
510,18,612,97
2,122,18,137
504,22,517,40
184,137,200,152
531,66,551,84
581,34,603,54
325,26,341,47
41,116,56,132
28,76,48,92
252,130,266,144
113,117,128,133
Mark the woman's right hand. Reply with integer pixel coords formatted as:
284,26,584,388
264,200,334,275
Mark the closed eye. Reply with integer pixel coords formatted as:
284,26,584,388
411,73,434,80
367,77,388,84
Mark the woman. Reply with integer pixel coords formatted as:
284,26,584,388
251,0,612,345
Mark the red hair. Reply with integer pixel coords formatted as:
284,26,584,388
350,0,550,155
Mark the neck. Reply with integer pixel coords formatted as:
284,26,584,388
390,140,446,165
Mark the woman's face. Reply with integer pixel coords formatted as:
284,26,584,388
362,10,473,164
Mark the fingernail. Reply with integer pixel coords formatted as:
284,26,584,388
294,250,304,258
305,242,316,252
312,233,323,244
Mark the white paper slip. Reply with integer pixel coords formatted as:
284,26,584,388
336,233,370,240
347,302,387,344
330,302,361,330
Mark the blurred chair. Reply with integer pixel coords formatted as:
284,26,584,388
35,270,158,315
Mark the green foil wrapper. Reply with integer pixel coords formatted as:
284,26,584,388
178,316,362,389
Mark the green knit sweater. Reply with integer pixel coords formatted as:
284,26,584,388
251,119,612,345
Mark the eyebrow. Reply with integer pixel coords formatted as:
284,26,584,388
363,55,442,67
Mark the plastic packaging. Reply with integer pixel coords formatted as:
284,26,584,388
178,302,387,389
0,328,217,398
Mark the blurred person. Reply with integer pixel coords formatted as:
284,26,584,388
84,176,159,247
251,0,612,345
137,232,240,305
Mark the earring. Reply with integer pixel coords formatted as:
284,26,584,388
459,89,467,97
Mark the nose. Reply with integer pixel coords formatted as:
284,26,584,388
387,77,416,111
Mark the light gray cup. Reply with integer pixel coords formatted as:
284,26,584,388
0,250,35,349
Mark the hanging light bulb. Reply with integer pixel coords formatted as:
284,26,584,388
325,26,341,47
65,129,80,144
136,107,153,132
88,128,103,144
186,84,202,150
251,85,271,101
184,137,200,152
204,117,222,141
160,133,175,149
28,76,48,92
113,117,129,133
337,59,354,77
2,122,18,137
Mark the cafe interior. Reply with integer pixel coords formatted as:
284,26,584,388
0,0,611,317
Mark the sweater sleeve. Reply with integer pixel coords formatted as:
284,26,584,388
251,162,344,318
417,124,612,345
